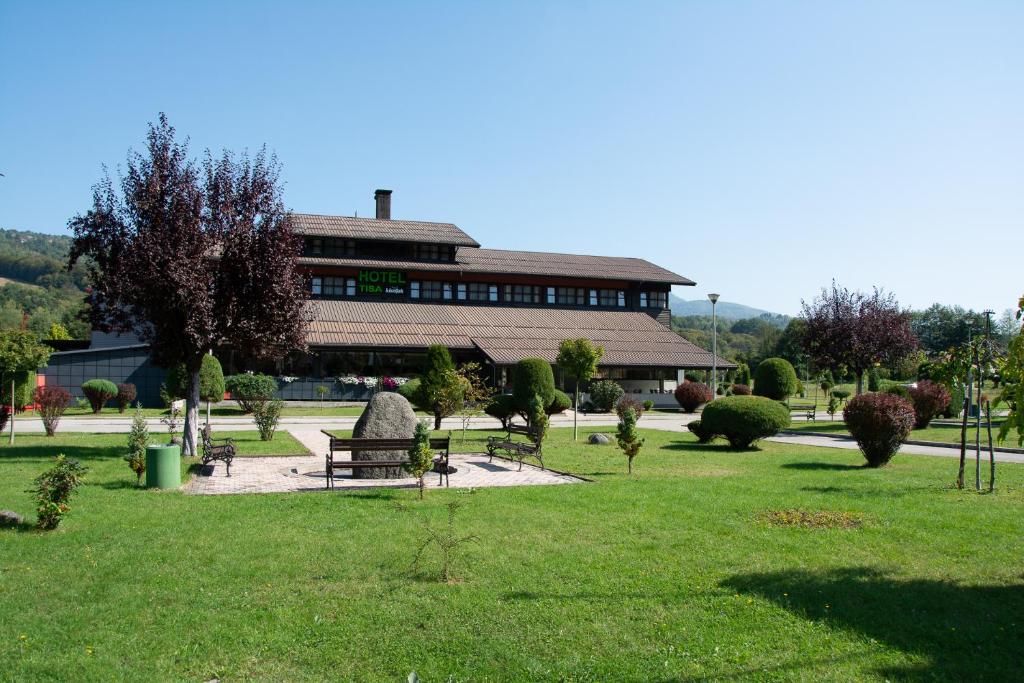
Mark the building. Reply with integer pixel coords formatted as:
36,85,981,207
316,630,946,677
41,189,733,406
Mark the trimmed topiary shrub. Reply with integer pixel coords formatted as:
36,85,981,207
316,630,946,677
699,396,790,449
885,385,911,401
199,355,226,403
908,380,950,429
832,389,851,403
512,358,556,413
843,393,915,467
674,382,712,413
688,419,715,443
731,383,751,396
868,368,881,392
1,370,37,412
34,385,71,436
484,394,517,430
753,358,799,401
397,377,421,405
225,373,278,413
643,399,654,411
547,389,571,415
589,380,624,412
81,379,118,414
116,383,137,413
615,395,645,421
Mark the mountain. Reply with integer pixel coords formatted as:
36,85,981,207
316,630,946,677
670,294,788,322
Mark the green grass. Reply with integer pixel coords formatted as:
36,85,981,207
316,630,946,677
787,419,1022,447
216,430,310,456
2,428,1023,681
53,405,435,418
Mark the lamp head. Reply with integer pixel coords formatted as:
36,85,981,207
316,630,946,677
707,293,720,304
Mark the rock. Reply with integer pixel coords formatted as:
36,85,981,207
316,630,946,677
351,393,418,478
0,509,24,528
588,433,611,445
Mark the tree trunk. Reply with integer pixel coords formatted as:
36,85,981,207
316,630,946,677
855,372,864,395
986,401,995,493
182,367,201,458
628,456,633,474
573,386,579,442
957,394,969,489
434,412,442,430
8,378,14,445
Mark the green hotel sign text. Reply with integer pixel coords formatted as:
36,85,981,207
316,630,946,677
358,269,407,296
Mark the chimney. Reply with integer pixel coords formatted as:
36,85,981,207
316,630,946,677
374,189,392,220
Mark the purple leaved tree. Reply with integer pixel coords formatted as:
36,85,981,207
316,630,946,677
801,282,918,395
68,115,308,457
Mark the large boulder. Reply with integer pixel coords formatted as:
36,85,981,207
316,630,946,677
351,392,418,478
588,433,611,445
0,509,24,528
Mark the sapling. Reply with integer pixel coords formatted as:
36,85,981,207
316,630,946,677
125,403,149,485
616,406,645,474
408,501,478,583
404,420,434,499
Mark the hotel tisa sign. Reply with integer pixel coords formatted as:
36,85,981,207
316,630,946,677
358,269,406,296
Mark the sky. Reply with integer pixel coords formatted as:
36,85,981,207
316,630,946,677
1,1,1022,316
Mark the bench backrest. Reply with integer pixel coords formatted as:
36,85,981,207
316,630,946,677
507,425,534,436
327,436,450,452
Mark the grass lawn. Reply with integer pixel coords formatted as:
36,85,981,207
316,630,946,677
216,430,310,456
2,428,1023,681
787,419,1022,447
57,405,372,418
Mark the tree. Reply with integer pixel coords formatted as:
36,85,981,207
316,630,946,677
556,338,604,441
68,115,307,456
998,295,1024,447
801,282,918,394
910,304,987,357
404,420,434,500
454,362,494,443
414,345,463,429
48,322,71,340
615,406,644,474
0,329,51,444
125,405,149,485
199,354,225,423
772,318,809,377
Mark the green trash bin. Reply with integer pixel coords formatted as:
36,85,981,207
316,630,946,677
146,444,182,489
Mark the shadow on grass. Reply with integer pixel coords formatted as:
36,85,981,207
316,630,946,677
0,441,119,462
662,442,758,453
721,566,1024,681
781,462,864,471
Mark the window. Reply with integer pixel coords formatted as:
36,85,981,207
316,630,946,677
413,244,451,261
311,277,322,296
458,282,495,301
504,285,541,304
443,283,453,300
411,281,420,299
547,287,555,304
412,281,449,300
322,277,347,297
346,278,356,296
555,287,586,305
594,289,624,306
642,291,667,308
310,238,323,256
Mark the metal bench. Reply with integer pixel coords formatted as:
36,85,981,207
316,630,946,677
322,432,451,490
200,424,236,477
486,424,544,471
788,403,816,421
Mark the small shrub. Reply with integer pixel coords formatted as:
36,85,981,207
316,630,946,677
404,420,434,500
688,419,716,443
31,455,87,530
731,383,751,396
827,395,839,420
199,356,226,403
547,389,571,415
589,380,624,412
125,404,149,485
908,380,951,429
252,398,283,441
843,393,915,467
397,377,421,405
674,382,712,413
33,385,71,437
484,394,516,430
615,395,645,421
512,358,556,412
820,379,834,394
753,358,799,400
795,379,805,397
0,406,9,433
885,385,911,401
684,372,702,382
941,383,965,419
1,370,36,412
868,368,881,392
699,396,790,449
832,389,851,403
616,406,644,474
526,395,548,447
116,383,137,413
225,373,278,413
81,379,118,413
643,399,654,411
735,363,751,386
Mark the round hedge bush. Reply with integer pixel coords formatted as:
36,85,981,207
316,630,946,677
615,395,645,421
731,383,751,396
547,389,572,415
484,393,517,428
699,396,790,449
589,380,624,412
396,377,421,405
687,419,715,443
674,382,712,413
885,385,911,401
81,379,118,414
224,373,278,413
512,358,555,411
908,380,950,429
753,357,799,400
843,393,915,467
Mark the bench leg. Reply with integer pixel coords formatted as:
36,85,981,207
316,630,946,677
225,457,232,478
325,453,331,490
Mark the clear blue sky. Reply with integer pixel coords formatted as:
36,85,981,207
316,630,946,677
2,1,1022,315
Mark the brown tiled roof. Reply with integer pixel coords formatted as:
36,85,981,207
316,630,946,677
290,213,480,247
307,300,734,368
300,247,692,285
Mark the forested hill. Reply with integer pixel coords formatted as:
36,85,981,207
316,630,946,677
0,228,90,339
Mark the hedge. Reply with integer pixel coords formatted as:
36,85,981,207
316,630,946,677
698,395,790,449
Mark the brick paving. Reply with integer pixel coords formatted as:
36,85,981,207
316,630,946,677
184,451,584,495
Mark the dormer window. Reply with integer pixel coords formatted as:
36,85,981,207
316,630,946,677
413,243,451,261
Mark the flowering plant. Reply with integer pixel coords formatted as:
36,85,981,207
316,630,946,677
381,376,399,391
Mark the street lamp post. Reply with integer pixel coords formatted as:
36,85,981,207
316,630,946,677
708,293,720,399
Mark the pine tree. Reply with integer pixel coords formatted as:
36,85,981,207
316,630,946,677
125,404,149,485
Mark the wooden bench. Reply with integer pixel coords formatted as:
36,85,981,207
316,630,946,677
788,403,816,421
486,424,544,471
322,431,451,490
200,424,236,477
